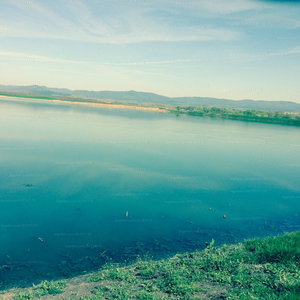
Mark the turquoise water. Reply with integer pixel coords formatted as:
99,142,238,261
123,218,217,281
1,97,300,288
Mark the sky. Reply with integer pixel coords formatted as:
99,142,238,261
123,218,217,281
0,0,300,102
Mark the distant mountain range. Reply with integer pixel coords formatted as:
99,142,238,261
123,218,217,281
1,85,300,112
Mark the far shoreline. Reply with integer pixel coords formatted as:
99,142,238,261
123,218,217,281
0,95,169,113
1,93,300,126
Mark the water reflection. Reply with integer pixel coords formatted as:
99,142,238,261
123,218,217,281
0,97,299,289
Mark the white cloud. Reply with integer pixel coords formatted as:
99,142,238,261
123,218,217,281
0,51,213,66
269,46,300,56
1,0,299,47
0,0,242,43
0,51,77,63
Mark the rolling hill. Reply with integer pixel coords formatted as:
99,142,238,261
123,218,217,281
1,85,300,112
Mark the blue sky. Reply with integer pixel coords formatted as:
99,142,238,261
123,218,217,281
0,0,300,102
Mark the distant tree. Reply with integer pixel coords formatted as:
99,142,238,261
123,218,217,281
275,112,285,118
243,109,257,116
209,107,226,114
186,106,195,111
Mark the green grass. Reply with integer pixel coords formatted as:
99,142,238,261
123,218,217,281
136,291,166,299
13,292,34,299
102,268,137,283
8,231,300,299
88,276,101,282
33,280,66,296
91,286,104,296
13,280,66,299
245,230,300,264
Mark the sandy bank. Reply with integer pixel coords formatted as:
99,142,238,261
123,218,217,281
0,95,168,113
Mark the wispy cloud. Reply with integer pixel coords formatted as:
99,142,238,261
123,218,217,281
269,46,300,56
0,51,213,66
226,45,300,63
0,51,77,63
0,0,242,43
174,0,260,15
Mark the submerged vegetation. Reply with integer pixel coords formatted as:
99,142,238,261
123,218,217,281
3,231,300,299
1,92,300,126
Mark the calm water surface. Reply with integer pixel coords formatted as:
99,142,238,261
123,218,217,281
0,97,300,288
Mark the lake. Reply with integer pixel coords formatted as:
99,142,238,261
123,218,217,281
0,97,300,289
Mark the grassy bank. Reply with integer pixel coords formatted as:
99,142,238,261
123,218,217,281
170,106,300,126
2,231,300,300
